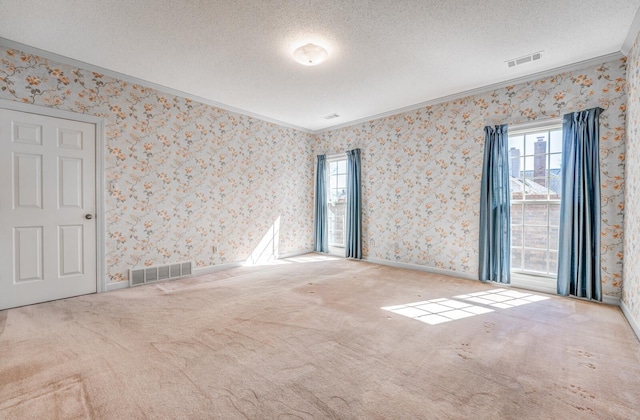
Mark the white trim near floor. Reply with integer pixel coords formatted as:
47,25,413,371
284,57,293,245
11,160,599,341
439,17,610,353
277,249,315,259
191,261,245,276
365,255,621,306
0,99,108,294
105,281,129,291
510,272,557,295
328,246,345,257
603,295,622,306
364,257,477,280
620,300,640,342
104,249,316,292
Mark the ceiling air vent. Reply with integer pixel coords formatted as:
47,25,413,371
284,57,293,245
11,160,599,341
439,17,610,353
324,113,340,120
506,51,543,68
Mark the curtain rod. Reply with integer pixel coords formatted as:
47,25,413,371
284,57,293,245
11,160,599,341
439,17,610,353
325,152,348,160
485,117,562,134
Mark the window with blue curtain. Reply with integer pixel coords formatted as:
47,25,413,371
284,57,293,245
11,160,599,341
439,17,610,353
314,155,328,253
557,107,603,301
478,125,511,283
345,149,362,259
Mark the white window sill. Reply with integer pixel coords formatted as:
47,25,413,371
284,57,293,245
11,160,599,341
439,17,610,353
510,272,557,295
328,245,345,257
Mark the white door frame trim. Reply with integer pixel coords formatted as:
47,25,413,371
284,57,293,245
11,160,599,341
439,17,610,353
0,99,107,293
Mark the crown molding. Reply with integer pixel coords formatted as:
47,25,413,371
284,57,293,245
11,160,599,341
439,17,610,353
621,7,640,56
0,37,314,134
0,37,625,137
314,51,624,135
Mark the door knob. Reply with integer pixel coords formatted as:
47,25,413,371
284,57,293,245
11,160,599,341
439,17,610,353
85,214,93,220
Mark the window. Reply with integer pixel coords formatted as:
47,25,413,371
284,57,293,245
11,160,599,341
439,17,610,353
509,124,562,278
327,157,347,253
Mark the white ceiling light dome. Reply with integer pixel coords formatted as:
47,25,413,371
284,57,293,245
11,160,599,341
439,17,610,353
293,43,329,66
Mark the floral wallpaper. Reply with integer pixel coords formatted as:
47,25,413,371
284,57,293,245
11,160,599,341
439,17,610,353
316,59,627,299
0,47,315,283
623,31,640,325
0,44,631,302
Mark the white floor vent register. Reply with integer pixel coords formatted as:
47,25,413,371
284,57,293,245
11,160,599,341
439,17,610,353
129,262,192,287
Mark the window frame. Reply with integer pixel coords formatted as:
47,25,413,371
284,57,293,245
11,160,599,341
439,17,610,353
508,122,562,280
325,154,348,252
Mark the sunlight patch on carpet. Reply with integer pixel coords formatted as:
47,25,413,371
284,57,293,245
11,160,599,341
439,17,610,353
455,288,549,309
382,288,549,325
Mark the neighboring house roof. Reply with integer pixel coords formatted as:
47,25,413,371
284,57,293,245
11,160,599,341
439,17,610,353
511,177,548,195
512,169,562,196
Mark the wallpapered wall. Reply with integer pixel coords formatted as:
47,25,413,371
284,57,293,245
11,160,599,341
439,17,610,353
0,47,315,283
0,45,630,301
316,59,627,299
623,32,640,325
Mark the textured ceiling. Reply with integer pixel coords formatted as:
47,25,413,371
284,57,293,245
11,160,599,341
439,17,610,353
1,0,640,131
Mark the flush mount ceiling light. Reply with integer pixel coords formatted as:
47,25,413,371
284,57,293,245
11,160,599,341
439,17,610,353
293,43,328,66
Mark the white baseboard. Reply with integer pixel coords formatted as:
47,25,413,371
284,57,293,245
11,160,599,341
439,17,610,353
363,258,622,307
277,249,314,259
510,273,620,305
620,300,640,342
103,250,313,292
363,257,476,280
105,281,129,291
510,273,557,295
104,261,242,292
193,249,314,274
192,261,244,276
509,282,557,296
195,249,314,274
603,295,621,306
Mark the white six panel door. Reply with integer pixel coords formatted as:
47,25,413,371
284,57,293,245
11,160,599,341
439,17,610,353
0,108,96,310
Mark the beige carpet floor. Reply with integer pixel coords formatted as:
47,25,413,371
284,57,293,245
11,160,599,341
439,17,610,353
1,254,639,419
